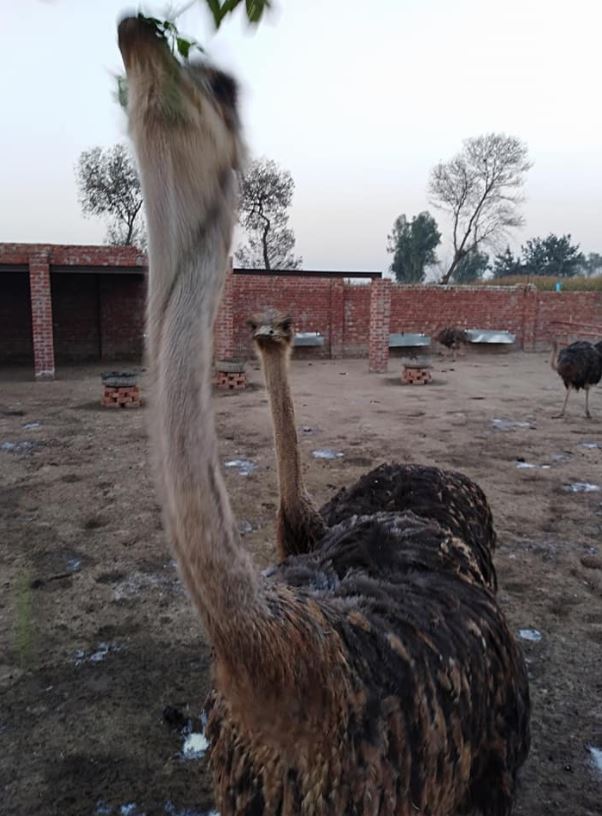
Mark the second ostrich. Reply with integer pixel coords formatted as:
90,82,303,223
120,17,529,816
435,326,469,361
550,338,602,418
249,309,497,589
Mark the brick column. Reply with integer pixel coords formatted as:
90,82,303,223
521,284,538,351
368,278,391,372
28,252,55,379
329,279,345,358
214,259,235,360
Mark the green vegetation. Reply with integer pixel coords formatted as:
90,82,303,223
483,275,602,291
386,212,441,283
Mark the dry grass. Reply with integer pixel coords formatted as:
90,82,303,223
483,275,602,291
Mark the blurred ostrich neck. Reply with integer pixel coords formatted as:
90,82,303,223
146,172,260,645
550,339,559,370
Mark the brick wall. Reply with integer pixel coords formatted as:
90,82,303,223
535,291,602,349
389,284,532,345
231,275,339,359
0,272,33,363
99,275,146,360
50,273,145,363
2,243,602,379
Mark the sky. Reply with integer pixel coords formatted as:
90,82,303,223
2,0,601,272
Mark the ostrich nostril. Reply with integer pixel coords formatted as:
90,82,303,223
269,329,274,335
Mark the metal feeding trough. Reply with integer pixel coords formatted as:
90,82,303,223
294,332,325,348
466,329,516,345
101,370,139,388
215,359,246,373
389,333,431,348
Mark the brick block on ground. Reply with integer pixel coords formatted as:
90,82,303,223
402,365,432,385
214,371,247,390
102,385,141,408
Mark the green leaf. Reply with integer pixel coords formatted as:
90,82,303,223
205,0,224,26
176,37,192,59
245,0,269,23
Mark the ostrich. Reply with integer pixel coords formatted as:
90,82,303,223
249,309,497,590
550,338,602,418
435,326,469,362
119,16,529,816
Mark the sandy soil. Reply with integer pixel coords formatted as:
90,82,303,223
1,351,601,816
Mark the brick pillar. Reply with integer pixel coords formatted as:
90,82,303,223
368,278,391,372
28,252,55,379
329,279,345,358
521,284,538,351
214,258,235,360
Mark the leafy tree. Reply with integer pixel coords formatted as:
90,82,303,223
76,145,145,246
429,133,531,284
236,158,302,270
451,248,489,283
582,251,602,277
492,247,523,278
386,212,441,283
521,233,584,277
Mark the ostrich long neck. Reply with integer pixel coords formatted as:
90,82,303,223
147,196,259,642
260,347,308,511
550,339,559,371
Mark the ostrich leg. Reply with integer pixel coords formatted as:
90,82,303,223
585,387,592,419
553,387,571,419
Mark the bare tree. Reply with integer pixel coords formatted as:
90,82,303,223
429,134,531,284
236,158,302,270
76,144,146,247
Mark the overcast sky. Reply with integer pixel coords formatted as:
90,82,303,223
2,0,601,271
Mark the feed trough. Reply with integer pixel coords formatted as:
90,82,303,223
466,329,516,344
466,329,516,354
293,332,325,348
101,370,138,388
389,333,431,348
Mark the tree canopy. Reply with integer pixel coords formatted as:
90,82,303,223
451,248,489,283
429,133,531,284
76,144,145,247
386,211,441,283
521,234,584,277
236,158,302,271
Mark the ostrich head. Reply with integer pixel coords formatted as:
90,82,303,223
118,15,245,262
248,309,294,355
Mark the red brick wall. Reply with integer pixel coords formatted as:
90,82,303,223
99,275,146,360
0,272,33,364
48,273,145,363
389,284,531,344
51,274,100,362
232,275,337,359
3,244,602,378
342,284,371,357
535,291,602,349
49,273,145,363
29,252,55,378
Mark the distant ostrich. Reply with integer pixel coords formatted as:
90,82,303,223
249,309,498,588
435,326,469,361
550,338,602,418
120,17,529,816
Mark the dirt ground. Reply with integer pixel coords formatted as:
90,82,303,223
1,351,601,816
